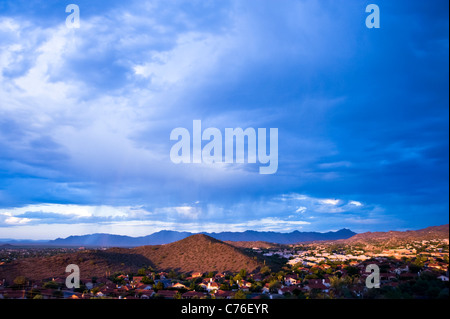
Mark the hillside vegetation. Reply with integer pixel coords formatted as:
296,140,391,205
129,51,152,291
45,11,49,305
133,234,265,273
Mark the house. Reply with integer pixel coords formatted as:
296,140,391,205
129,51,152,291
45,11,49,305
191,272,203,278
284,274,299,286
154,279,171,288
0,289,26,299
99,286,116,296
182,291,207,299
379,273,395,281
207,281,220,293
118,274,129,281
68,293,83,299
278,286,300,295
252,274,263,282
262,283,271,294
215,273,226,280
134,282,148,290
198,282,208,290
156,290,178,299
427,263,446,271
135,289,155,299
114,285,131,294
213,290,234,299
132,276,144,284
437,275,449,282
304,279,329,292
394,265,409,274
85,282,94,290
237,280,252,288
399,273,418,280
172,282,189,290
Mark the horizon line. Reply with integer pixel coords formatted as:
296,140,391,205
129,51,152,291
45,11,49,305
1,223,448,242
0,227,357,242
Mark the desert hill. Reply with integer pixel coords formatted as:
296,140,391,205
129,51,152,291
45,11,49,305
0,248,151,283
0,235,271,282
133,234,265,273
341,224,449,245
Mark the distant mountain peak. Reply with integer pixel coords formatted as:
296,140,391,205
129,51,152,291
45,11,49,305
46,228,356,246
343,224,449,244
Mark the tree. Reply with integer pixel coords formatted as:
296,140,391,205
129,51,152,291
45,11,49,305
13,276,26,287
91,287,100,295
329,275,355,297
239,269,247,278
141,276,154,285
250,282,262,293
137,268,147,276
260,266,271,276
269,280,281,293
233,290,247,299
174,292,182,299
43,281,59,290
409,264,422,273
27,288,41,299
345,266,359,277
155,281,165,291
220,283,230,291
52,290,63,298
233,274,243,282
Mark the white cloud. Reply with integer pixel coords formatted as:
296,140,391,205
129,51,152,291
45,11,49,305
0,204,150,221
173,206,202,219
0,212,31,225
349,200,363,207
0,194,387,239
155,205,202,220
320,199,340,205
295,206,307,213
133,31,232,88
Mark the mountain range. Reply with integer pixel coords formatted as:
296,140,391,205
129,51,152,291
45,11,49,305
42,228,357,246
2,224,447,247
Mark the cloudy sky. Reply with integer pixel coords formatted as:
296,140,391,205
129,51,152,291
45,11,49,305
0,0,448,239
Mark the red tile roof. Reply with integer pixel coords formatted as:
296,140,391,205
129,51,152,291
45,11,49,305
156,290,178,298
182,291,206,298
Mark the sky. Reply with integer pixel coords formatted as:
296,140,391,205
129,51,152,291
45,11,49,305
0,0,448,240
